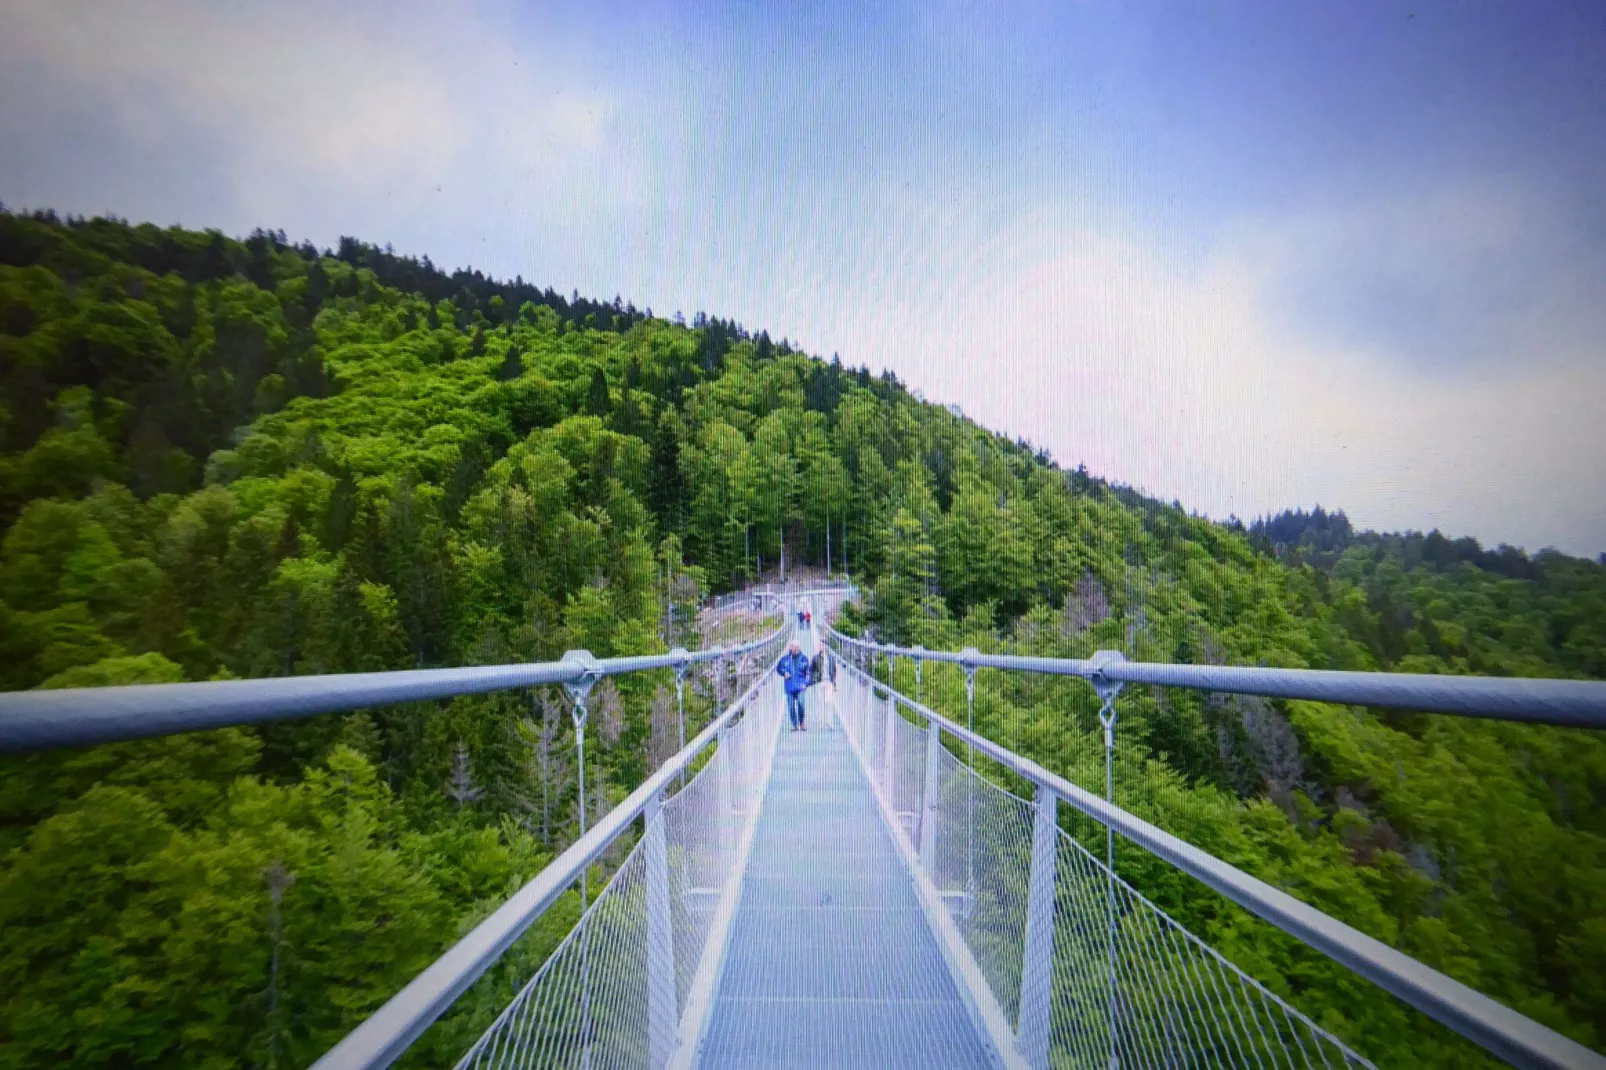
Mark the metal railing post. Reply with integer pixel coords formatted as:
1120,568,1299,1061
919,719,942,874
882,689,898,799
913,646,925,703
643,790,675,1068
841,671,853,744
671,648,690,791
1017,783,1058,1069
860,674,871,751
717,722,736,857
850,671,865,748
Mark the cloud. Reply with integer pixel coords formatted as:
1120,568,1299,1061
2,0,1600,556
7,2,446,176
1246,184,1606,375
0,0,611,230
838,204,1606,556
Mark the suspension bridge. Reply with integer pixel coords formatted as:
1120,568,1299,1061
3,585,1605,1069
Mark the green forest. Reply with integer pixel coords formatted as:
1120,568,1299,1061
0,210,1602,1068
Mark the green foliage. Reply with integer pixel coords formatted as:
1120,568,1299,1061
0,209,1601,1066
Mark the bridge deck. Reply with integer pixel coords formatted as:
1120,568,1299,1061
697,695,991,1068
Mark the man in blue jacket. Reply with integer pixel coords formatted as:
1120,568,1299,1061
777,640,811,731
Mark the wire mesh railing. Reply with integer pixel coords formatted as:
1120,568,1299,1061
454,665,785,1069
832,651,1378,1069
824,624,1606,1070
306,624,791,1070
1050,827,1369,1070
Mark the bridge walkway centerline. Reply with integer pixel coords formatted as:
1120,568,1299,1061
694,624,992,1069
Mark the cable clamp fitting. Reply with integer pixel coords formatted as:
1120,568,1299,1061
560,649,602,727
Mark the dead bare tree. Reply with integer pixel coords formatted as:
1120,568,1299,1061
262,860,297,1070
513,689,572,846
1211,692,1305,805
1243,701,1304,798
445,742,484,808
648,684,678,768
1123,562,1153,653
592,678,624,746
1061,571,1111,637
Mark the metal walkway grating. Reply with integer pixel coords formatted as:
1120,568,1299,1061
698,725,992,1069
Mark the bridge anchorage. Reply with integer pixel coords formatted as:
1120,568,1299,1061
1,585,1603,1069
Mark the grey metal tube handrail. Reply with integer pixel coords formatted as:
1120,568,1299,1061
824,626,1606,729
0,623,787,754
311,639,788,1070
824,629,1606,1070
751,584,858,598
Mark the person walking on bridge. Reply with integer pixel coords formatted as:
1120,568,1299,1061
807,646,837,729
777,640,811,731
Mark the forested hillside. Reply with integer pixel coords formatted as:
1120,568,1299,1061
1,210,1602,1068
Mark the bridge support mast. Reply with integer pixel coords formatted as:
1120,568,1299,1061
919,720,942,874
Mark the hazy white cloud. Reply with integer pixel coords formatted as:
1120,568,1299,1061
7,2,455,177
1244,183,1606,374
822,204,1606,555
1,0,1600,556
0,0,612,228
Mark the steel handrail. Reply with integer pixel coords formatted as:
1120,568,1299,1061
311,631,790,1070
824,627,1606,728
823,624,1606,1070
750,584,858,596
0,621,787,754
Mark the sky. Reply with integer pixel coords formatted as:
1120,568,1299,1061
2,0,1604,556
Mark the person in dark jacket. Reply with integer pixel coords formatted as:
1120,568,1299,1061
777,640,811,730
